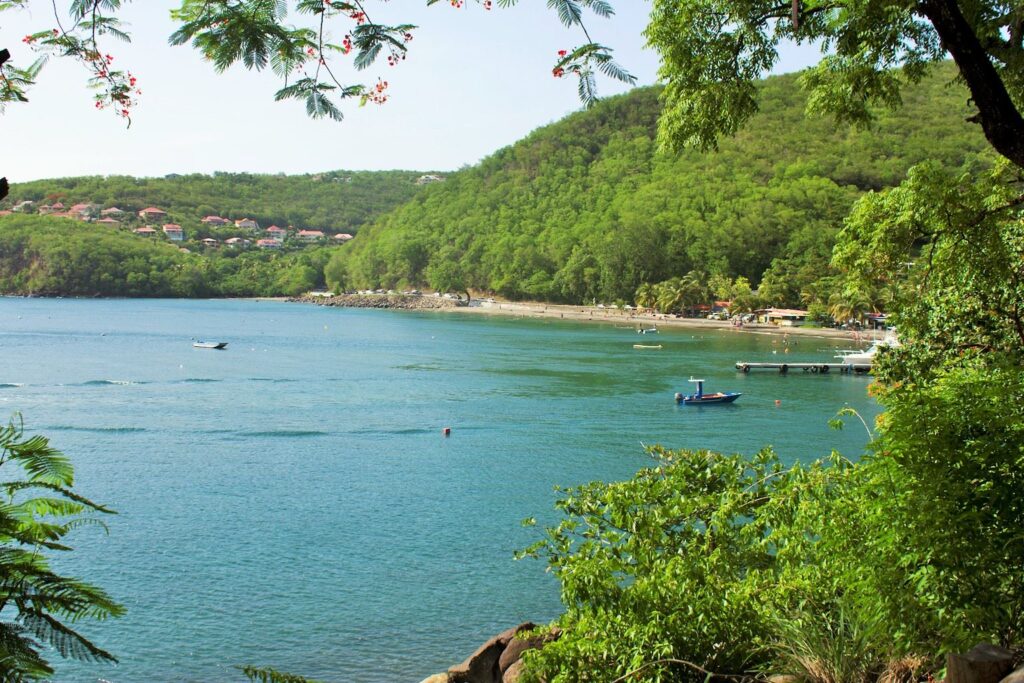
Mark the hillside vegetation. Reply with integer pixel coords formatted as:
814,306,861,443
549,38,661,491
6,170,436,235
329,63,990,305
0,215,331,297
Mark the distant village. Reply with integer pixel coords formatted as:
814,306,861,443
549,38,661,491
0,174,451,251
0,201,357,250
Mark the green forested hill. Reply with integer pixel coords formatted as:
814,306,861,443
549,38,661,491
6,170,435,234
330,63,991,304
0,215,331,297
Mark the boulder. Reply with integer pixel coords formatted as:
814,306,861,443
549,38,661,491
502,659,525,683
999,667,1024,683
499,624,560,673
448,626,519,683
946,643,1015,683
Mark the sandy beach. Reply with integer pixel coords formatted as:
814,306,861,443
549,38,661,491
294,293,880,342
452,299,882,341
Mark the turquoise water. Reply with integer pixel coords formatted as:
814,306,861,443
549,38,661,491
0,299,878,682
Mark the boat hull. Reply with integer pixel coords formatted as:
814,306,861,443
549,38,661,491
193,342,228,349
678,392,741,405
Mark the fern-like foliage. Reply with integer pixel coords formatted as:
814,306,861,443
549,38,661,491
0,415,123,681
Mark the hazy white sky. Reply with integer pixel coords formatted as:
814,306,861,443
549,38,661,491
3,2,821,181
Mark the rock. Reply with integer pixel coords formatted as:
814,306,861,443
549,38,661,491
767,676,801,683
999,666,1024,683
419,675,450,683
502,659,525,683
946,643,1015,683
448,626,519,683
499,623,558,673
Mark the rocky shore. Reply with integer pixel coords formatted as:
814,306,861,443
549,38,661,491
419,622,560,683
290,292,466,310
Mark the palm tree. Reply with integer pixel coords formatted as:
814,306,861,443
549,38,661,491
0,417,123,680
634,282,657,310
654,278,685,314
828,286,874,324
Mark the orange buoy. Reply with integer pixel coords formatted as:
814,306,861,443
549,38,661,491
443,427,451,436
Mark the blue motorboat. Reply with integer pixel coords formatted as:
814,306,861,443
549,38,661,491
675,377,741,405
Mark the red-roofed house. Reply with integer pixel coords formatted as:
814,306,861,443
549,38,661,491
201,216,231,226
333,233,354,242
235,218,260,231
297,230,325,242
256,239,281,249
69,203,98,219
101,207,125,217
134,227,157,236
225,237,250,248
162,223,185,241
201,238,219,247
96,217,121,226
139,207,167,220
265,226,287,242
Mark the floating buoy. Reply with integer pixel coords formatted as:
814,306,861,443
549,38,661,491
442,427,451,436
775,399,782,406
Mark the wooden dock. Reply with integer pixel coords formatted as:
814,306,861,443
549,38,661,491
735,361,869,374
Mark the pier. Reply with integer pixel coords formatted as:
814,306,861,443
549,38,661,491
734,361,869,374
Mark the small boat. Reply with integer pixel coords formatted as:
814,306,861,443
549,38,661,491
637,325,659,335
193,341,228,350
675,377,740,405
633,344,663,349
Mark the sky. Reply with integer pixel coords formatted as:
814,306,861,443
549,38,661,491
2,2,823,181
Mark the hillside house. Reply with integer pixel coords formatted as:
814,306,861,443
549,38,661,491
139,207,167,221
162,223,185,241
333,233,354,242
225,237,250,248
39,202,66,215
96,217,121,226
265,226,287,242
201,238,219,248
134,227,157,237
12,200,34,212
256,239,281,249
70,203,98,219
101,207,125,217
296,230,324,242
235,218,260,231
415,174,444,185
201,215,231,226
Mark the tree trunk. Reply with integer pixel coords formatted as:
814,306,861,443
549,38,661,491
918,0,1024,169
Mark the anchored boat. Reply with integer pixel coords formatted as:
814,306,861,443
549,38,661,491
675,377,741,405
193,341,228,350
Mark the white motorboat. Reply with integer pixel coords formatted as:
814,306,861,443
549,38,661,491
193,341,228,349
835,332,898,370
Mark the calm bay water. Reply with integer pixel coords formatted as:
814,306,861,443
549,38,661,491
0,298,878,682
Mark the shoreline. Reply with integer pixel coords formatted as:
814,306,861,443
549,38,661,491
292,294,879,342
